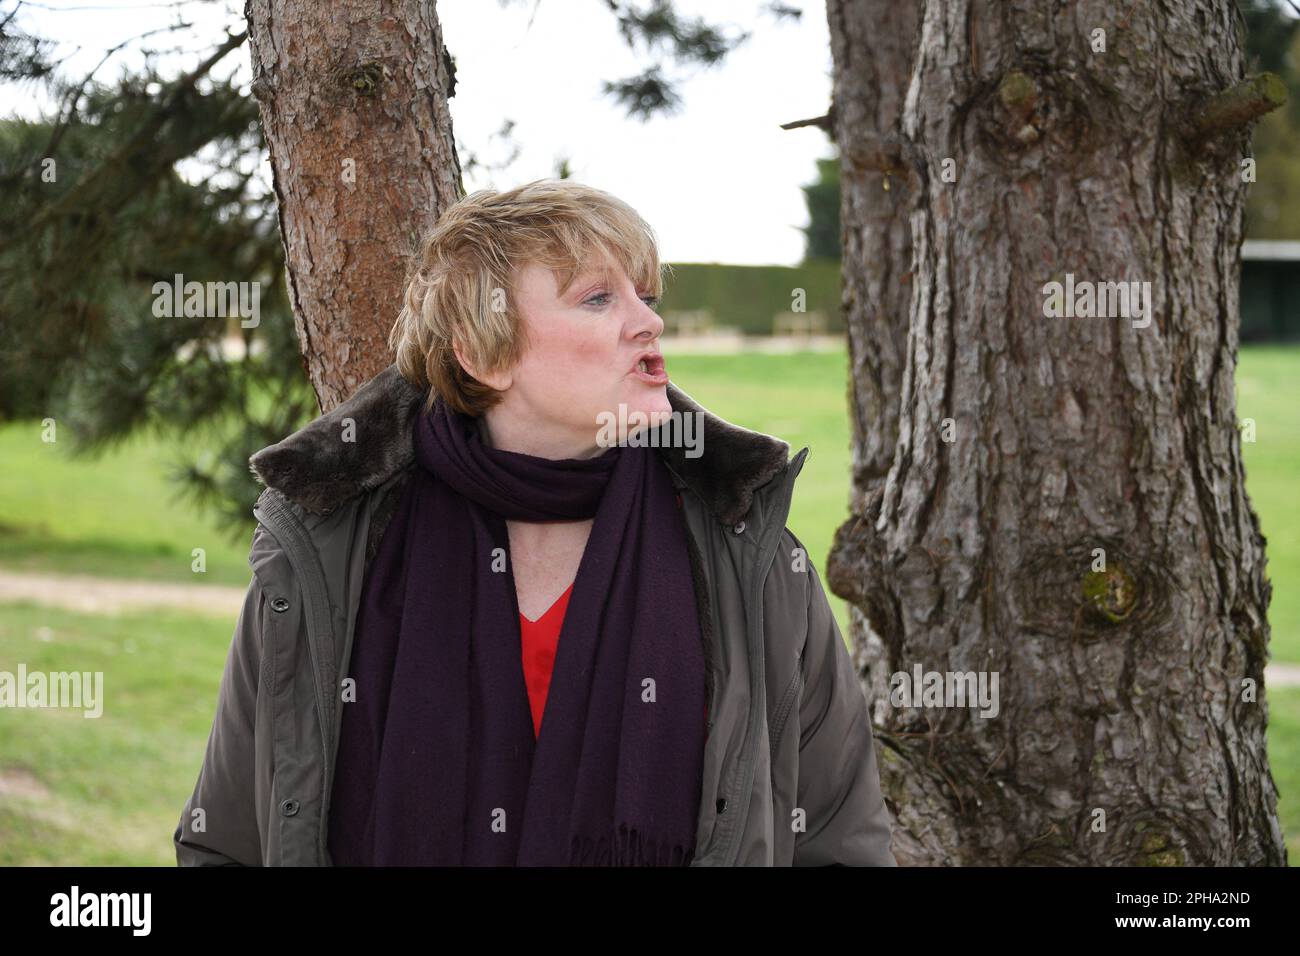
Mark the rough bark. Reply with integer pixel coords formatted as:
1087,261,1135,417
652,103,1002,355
827,0,1284,865
825,0,920,512
246,0,464,411
824,0,928,861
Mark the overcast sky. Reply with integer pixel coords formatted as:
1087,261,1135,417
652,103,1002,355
3,0,837,265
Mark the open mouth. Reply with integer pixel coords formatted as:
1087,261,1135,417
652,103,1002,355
631,353,669,385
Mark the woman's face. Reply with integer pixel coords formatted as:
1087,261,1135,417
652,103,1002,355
478,255,671,458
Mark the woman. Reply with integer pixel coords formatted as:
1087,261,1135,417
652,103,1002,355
173,179,896,867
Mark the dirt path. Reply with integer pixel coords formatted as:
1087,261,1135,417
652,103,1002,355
0,569,245,617
1268,662,1300,687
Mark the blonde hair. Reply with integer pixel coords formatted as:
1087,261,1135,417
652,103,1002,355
390,178,669,416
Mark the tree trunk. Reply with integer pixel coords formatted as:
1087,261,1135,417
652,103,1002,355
825,0,919,511
827,0,1285,865
246,0,464,411
822,0,921,865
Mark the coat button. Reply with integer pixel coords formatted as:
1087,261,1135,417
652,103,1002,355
716,797,728,814
279,798,299,816
732,521,746,534
270,596,290,613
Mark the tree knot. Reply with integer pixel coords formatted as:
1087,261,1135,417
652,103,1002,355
341,62,385,97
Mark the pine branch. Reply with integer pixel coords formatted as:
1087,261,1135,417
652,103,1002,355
30,28,247,228
40,20,197,162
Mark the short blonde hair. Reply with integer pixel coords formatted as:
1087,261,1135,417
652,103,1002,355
390,178,669,416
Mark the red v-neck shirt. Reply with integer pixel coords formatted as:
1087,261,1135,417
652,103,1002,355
518,579,712,740
519,582,574,738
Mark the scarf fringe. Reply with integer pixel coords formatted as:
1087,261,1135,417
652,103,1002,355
569,823,695,866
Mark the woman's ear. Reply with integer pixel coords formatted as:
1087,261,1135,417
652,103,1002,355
452,339,513,391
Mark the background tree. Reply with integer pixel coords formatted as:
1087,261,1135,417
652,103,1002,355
799,155,841,260
826,0,1287,865
244,0,464,409
1240,0,1300,236
0,16,313,531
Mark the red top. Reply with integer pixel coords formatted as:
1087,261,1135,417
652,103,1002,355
518,573,711,740
520,582,574,738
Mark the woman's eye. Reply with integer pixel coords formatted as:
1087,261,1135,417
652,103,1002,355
581,291,660,309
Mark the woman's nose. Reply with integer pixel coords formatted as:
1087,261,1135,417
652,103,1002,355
636,299,664,338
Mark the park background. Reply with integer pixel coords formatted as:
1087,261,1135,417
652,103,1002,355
1,0,1298,864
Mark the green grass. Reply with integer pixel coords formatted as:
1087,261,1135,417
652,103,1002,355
666,350,857,637
0,423,254,588
1233,346,1300,664
1269,687,1300,865
0,602,232,865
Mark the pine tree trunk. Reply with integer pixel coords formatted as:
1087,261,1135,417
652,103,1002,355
825,0,919,510
246,0,463,411
826,0,1285,865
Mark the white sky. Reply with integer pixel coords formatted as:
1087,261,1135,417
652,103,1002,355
2,0,836,265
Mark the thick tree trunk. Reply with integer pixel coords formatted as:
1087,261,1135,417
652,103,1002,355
827,0,1285,865
246,0,464,411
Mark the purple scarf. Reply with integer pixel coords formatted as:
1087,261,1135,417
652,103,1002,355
327,394,707,865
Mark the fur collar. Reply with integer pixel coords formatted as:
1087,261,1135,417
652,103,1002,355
249,364,791,527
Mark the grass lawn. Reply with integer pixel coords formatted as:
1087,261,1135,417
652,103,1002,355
1231,345,1300,664
0,424,254,588
0,602,232,865
1270,686,1300,865
666,349,858,636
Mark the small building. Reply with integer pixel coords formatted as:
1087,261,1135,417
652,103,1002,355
1241,240,1300,342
